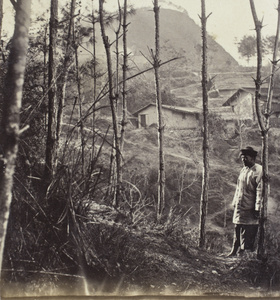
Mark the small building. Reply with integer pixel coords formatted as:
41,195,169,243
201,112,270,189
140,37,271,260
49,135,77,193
222,87,280,128
209,72,255,99
222,88,256,121
133,103,201,129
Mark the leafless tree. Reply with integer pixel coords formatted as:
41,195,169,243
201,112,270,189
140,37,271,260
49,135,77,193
99,0,121,207
57,0,76,143
91,0,97,158
120,0,129,181
74,38,86,176
114,0,122,108
109,0,122,200
153,0,165,222
45,0,58,186
250,0,280,259
199,0,211,248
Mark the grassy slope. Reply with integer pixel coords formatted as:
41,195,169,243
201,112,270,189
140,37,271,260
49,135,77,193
3,117,280,299
75,125,279,297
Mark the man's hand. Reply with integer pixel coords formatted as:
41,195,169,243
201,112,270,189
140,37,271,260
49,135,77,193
253,210,260,219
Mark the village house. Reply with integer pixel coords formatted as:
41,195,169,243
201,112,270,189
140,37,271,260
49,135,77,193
222,88,256,122
132,80,280,131
133,103,201,129
205,72,280,129
222,87,280,128
211,72,254,92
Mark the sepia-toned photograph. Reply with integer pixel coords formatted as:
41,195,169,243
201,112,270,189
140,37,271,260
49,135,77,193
0,0,280,299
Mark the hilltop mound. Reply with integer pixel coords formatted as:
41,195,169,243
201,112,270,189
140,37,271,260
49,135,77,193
126,8,239,72
93,7,240,74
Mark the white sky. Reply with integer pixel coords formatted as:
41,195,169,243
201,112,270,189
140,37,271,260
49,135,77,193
2,0,279,65
170,0,279,65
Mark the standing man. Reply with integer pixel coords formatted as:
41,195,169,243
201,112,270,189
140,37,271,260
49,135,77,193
227,146,263,257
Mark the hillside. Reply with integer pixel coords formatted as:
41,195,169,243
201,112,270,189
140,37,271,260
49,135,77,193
89,8,253,112
3,123,280,298
88,126,280,297
92,7,241,79
125,8,240,72
96,125,280,297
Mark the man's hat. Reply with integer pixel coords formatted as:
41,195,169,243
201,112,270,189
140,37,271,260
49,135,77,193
240,146,258,157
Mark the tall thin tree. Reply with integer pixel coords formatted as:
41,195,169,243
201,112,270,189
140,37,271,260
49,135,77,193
91,0,97,159
153,0,165,222
45,0,59,187
0,0,31,274
108,0,122,201
199,0,210,248
250,0,280,259
43,23,48,98
74,32,86,176
99,0,121,207
120,0,128,159
57,0,76,142
114,0,122,108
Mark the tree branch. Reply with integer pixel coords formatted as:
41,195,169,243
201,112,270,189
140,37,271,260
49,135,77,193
122,56,182,83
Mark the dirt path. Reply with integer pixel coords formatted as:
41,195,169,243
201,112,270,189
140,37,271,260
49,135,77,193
137,241,270,297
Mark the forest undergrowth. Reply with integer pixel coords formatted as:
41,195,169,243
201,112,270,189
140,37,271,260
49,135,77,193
1,125,280,298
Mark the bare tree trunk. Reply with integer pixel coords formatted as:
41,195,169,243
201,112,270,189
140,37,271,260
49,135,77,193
115,0,122,108
91,1,97,159
120,0,128,176
109,0,122,202
57,0,76,142
43,24,48,93
250,0,264,259
153,0,165,222
45,0,58,186
199,0,210,248
74,43,86,176
250,0,280,259
99,0,121,207
0,0,31,274
40,24,48,131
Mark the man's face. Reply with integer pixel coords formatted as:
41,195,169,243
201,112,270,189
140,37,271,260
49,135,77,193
241,154,255,167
